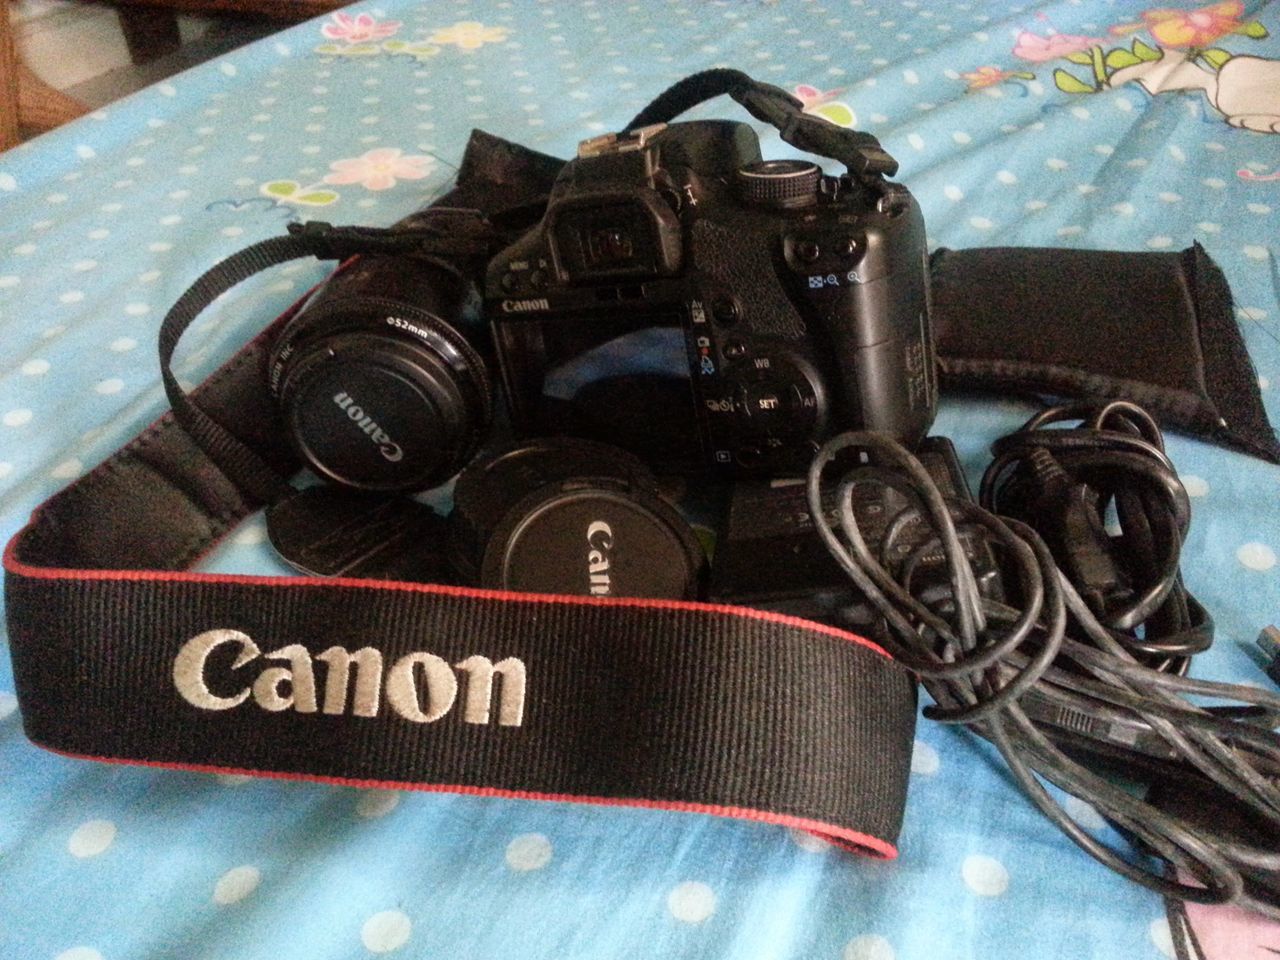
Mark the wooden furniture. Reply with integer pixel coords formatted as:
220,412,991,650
1,0,343,151
2,0,90,151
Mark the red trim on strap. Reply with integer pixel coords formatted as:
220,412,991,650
3,527,890,660
42,745,897,859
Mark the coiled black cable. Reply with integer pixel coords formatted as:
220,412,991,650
807,403,1280,916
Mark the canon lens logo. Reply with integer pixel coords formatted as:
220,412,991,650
333,392,403,462
587,521,613,596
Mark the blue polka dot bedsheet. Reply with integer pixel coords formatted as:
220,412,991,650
2,1,1279,958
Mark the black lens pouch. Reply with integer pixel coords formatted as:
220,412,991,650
930,244,1280,463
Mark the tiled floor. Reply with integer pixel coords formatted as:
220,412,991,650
13,0,276,110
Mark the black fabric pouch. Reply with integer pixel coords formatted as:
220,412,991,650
930,244,1280,463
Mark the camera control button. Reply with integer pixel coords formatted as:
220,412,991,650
528,269,549,290
744,383,785,427
795,240,821,263
500,272,520,293
722,339,746,360
712,298,739,325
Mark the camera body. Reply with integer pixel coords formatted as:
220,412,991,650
486,119,936,478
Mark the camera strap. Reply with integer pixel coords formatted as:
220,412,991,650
4,206,918,856
624,68,900,178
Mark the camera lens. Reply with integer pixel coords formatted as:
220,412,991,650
271,255,491,492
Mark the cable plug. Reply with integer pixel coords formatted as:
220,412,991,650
1017,447,1131,613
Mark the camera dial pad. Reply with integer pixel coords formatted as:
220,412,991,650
687,295,828,473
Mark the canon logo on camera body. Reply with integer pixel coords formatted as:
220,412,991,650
173,629,527,726
332,391,404,462
500,298,551,313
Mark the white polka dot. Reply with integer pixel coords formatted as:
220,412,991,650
1197,222,1222,234
56,289,81,303
21,359,50,376
951,130,971,145
1168,145,1186,163
1114,98,1134,112
907,133,924,151
667,881,716,923
1025,200,1047,211
3,409,33,427
1146,236,1173,249
995,170,1017,185
1045,158,1068,171
356,790,401,819
902,69,919,84
1243,245,1269,261
1069,106,1090,121
0,173,15,191
54,949,103,960
1076,184,1098,195
73,260,97,272
167,189,190,200
51,459,83,479
216,773,252,786
0,691,17,719
149,242,173,253
843,934,895,960
1057,226,1083,237
1182,475,1209,497
232,524,265,545
1158,192,1182,203
1247,203,1272,215
0,275,19,288
109,337,138,352
961,854,1008,896
158,83,177,97
1093,143,1114,156
13,242,35,255
95,379,124,395
789,828,830,852
944,184,964,201
1064,795,1107,830
46,193,68,204
1204,141,1225,151
361,910,412,953
1237,542,1276,571
911,739,940,775
124,303,150,316
506,833,553,871
1150,917,1175,958
221,227,244,238
213,865,260,905
68,819,116,857
159,215,182,226
139,270,162,283
125,156,145,167
219,62,238,77
1203,177,1225,189
1261,376,1271,390
1127,158,1148,168
969,216,994,230
42,324,66,338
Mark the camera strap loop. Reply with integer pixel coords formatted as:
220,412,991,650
624,68,900,178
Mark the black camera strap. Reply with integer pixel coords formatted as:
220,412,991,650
4,201,917,856
625,68,900,178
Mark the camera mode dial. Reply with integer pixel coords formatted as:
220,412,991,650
736,160,821,209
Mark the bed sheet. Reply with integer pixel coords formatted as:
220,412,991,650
1,1,1279,958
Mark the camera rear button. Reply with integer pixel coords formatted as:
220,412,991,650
723,340,746,360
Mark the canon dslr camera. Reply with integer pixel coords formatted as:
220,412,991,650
487,118,935,478
266,115,934,492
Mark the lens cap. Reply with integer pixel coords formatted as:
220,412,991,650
266,486,452,583
478,479,706,600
